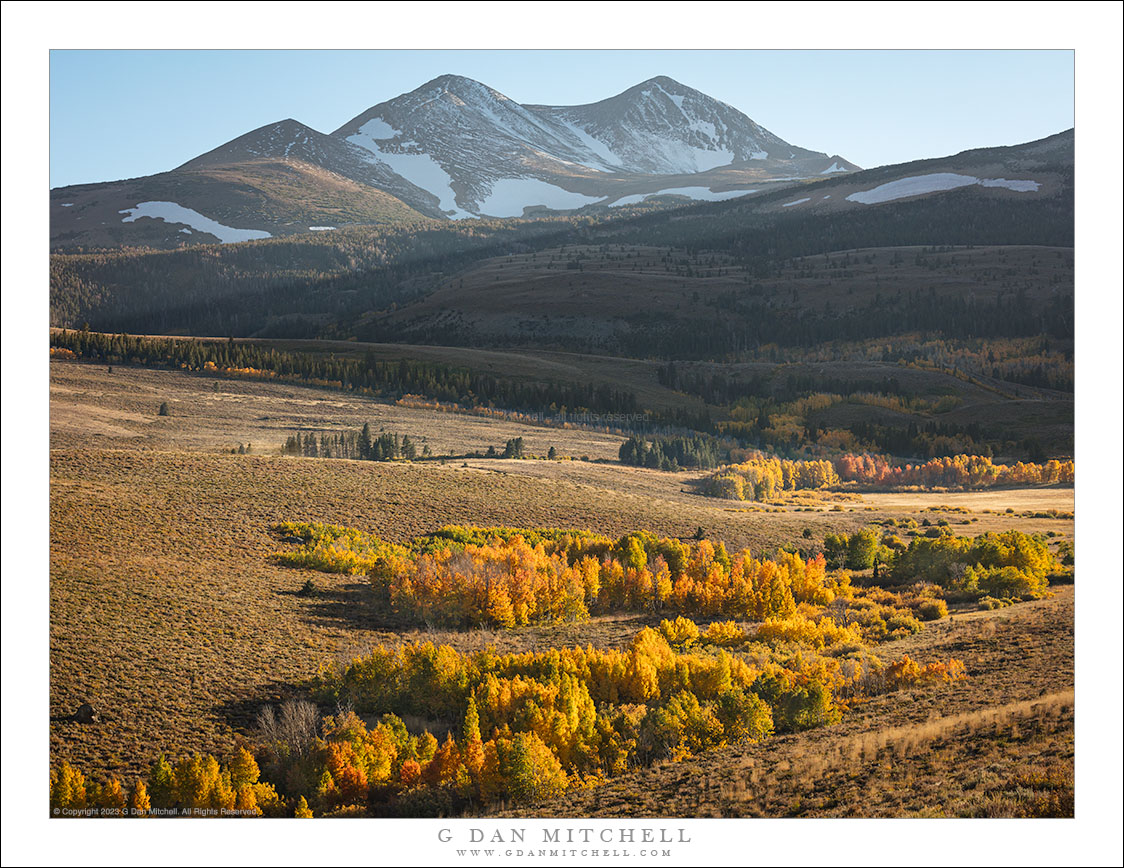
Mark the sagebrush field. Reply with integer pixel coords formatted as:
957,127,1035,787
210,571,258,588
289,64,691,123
48,358,1074,817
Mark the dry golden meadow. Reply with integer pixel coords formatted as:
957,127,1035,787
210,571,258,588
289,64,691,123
49,359,1074,815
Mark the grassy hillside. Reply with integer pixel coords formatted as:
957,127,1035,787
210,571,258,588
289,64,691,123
49,132,1073,343
356,243,1073,356
50,160,429,251
49,359,1074,798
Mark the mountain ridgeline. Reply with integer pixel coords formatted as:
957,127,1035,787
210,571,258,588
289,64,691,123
50,129,1072,354
51,74,859,250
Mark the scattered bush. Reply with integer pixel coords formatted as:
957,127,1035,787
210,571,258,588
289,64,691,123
916,599,949,621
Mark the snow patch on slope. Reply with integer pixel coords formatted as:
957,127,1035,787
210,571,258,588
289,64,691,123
358,117,401,139
634,133,734,173
556,117,623,172
607,186,756,207
660,84,686,112
783,197,811,207
650,186,754,202
691,146,736,172
119,202,272,243
477,178,602,217
606,193,649,207
375,150,477,219
846,173,1040,205
821,162,847,174
980,178,1041,192
347,120,476,219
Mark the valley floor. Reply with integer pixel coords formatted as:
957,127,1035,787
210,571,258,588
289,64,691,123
47,359,1075,817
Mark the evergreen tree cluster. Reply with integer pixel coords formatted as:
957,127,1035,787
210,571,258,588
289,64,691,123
501,437,524,459
618,434,729,471
281,424,417,461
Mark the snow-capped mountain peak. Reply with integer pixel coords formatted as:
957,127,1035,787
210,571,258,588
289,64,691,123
530,75,805,174
52,75,862,247
328,74,853,218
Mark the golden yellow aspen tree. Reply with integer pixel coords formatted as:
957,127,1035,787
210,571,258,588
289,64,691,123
210,768,236,811
228,746,260,789
362,727,397,785
485,585,516,628
294,796,314,818
50,761,87,811
506,731,568,804
252,782,282,816
479,740,505,802
234,785,262,816
172,755,207,809
579,556,601,604
704,620,746,647
127,779,151,815
423,733,462,787
98,776,127,812
461,696,485,779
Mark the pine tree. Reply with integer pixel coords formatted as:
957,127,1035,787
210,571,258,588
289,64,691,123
360,423,372,460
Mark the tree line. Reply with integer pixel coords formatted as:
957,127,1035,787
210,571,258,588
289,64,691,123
50,329,638,418
274,521,1055,631
702,452,1073,501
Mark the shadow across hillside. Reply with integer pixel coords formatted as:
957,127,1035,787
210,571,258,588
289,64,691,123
279,578,413,633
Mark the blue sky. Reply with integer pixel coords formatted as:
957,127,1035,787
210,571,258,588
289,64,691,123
49,49,1074,188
